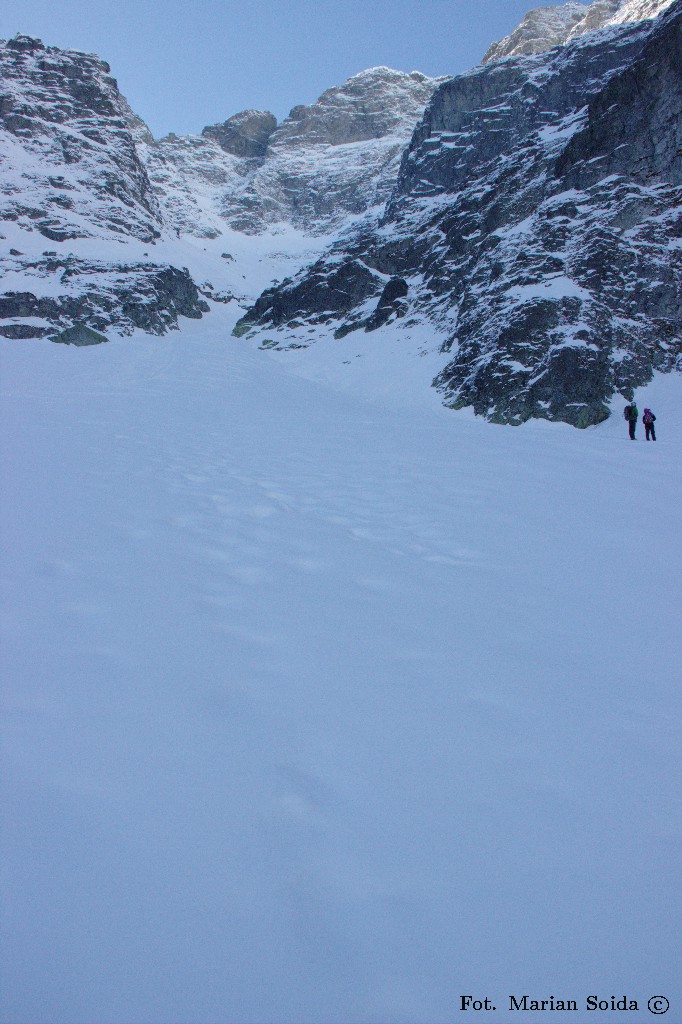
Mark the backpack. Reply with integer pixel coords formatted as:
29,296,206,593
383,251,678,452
643,409,655,425
624,405,633,420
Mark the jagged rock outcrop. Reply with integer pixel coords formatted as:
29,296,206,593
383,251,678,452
225,68,441,234
609,0,676,21
0,34,160,241
201,109,277,158
0,35,210,337
137,130,253,239
50,324,108,345
482,0,674,62
138,110,279,239
235,2,682,426
482,2,618,62
0,250,208,339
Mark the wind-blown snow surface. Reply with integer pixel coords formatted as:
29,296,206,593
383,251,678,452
1,312,680,1024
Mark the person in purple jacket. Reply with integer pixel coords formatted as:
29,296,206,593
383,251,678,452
643,407,657,441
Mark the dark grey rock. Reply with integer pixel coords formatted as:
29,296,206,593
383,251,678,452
201,110,277,158
199,282,232,304
556,6,682,187
0,259,210,337
335,276,410,337
50,324,109,345
5,35,46,54
234,257,383,336
0,323,51,339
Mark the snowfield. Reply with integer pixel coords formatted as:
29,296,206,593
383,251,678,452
1,309,680,1024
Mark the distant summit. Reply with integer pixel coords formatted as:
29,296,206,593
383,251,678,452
142,66,443,237
483,0,675,61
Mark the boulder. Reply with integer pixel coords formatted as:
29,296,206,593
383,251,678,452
50,324,109,346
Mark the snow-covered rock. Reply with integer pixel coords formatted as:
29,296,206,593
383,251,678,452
138,67,441,237
201,109,277,158
223,68,441,234
0,35,160,242
236,1,682,427
482,2,616,61
1,0,680,426
137,131,255,240
483,0,675,62
608,0,677,22
0,35,209,336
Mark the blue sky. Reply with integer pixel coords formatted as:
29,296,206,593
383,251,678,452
1,0,576,137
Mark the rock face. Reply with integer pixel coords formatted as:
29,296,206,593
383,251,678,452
50,324,108,345
201,110,277,158
482,2,617,62
609,0,676,21
136,130,254,239
482,0,674,61
235,1,682,426
0,35,210,337
225,68,441,234
0,35,160,242
140,67,441,237
0,251,208,339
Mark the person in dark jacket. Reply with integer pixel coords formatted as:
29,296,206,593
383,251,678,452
643,407,657,441
624,402,638,440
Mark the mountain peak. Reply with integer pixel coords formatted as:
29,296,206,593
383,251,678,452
5,34,46,52
482,0,675,62
275,65,441,148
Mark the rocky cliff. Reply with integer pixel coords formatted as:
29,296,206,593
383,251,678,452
482,0,674,61
221,68,441,234
235,1,682,427
0,35,208,337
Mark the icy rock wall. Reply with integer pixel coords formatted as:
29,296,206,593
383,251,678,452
235,2,682,427
0,35,209,337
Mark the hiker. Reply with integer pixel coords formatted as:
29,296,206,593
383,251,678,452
624,401,638,440
643,407,657,441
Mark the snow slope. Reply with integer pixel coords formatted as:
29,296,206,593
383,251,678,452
1,312,680,1023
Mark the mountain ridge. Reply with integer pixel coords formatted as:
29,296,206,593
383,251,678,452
1,1,680,425
234,1,682,426
482,0,674,61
